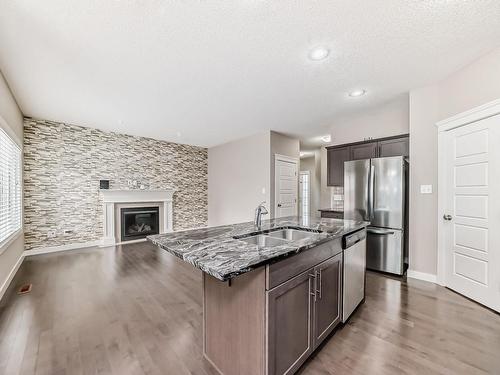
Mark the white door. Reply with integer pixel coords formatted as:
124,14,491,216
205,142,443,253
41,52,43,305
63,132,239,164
443,114,500,312
275,158,298,218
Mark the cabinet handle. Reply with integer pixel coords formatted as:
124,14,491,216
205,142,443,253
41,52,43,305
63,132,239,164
316,270,322,299
308,273,316,302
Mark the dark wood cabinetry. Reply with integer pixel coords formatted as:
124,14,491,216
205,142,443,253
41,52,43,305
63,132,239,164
350,141,378,160
267,270,314,375
327,146,350,186
312,253,342,348
378,137,409,157
326,134,408,186
266,241,343,375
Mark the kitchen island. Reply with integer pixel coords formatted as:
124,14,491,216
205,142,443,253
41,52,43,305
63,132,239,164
148,216,368,375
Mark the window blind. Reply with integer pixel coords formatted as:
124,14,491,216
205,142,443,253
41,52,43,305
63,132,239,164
0,127,22,244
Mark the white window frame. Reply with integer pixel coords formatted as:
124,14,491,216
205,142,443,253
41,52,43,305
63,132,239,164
0,120,23,255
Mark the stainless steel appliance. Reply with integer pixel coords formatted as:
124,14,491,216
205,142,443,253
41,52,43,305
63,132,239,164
342,229,366,322
344,156,408,275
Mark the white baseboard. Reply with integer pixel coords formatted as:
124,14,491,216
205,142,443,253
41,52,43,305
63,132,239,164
0,253,25,302
407,269,437,284
24,240,101,257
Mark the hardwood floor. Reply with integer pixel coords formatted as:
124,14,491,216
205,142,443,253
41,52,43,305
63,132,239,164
0,242,499,375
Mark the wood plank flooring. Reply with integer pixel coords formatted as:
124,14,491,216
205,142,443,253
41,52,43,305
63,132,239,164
0,242,499,375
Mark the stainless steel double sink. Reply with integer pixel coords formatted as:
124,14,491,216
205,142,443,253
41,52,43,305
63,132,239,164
234,228,321,247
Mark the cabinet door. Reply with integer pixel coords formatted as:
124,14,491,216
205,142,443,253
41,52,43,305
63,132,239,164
350,142,378,160
378,136,409,157
312,253,342,348
327,147,350,186
267,271,314,375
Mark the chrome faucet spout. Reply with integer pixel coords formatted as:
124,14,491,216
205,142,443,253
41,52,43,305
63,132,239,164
254,202,268,228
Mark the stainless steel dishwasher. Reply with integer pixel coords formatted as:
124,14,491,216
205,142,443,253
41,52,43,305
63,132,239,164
342,229,367,322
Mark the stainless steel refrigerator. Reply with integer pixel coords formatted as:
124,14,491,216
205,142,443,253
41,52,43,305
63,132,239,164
344,156,408,275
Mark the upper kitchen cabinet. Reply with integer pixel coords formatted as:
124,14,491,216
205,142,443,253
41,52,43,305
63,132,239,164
326,135,409,186
350,142,378,160
327,147,350,186
378,137,409,157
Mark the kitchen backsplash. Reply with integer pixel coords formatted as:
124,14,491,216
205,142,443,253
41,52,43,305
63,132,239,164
23,118,208,250
331,186,344,211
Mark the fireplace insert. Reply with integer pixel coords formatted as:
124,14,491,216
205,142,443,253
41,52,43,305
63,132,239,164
120,206,159,242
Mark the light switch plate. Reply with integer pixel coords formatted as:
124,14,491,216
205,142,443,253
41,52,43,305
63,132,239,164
420,184,433,194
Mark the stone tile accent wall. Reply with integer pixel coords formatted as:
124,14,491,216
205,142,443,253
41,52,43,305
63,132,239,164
23,118,208,250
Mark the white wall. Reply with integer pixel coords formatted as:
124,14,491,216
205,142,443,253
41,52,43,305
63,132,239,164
0,71,24,301
329,94,409,146
270,131,300,217
409,47,500,278
409,86,439,276
438,48,500,120
208,132,271,226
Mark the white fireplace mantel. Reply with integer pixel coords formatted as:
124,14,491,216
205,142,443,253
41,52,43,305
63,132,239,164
100,189,174,246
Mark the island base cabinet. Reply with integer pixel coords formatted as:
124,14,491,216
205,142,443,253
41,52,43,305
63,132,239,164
312,253,342,348
267,253,343,375
203,250,343,375
266,271,314,375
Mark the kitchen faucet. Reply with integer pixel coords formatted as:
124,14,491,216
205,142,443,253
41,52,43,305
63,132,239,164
254,201,268,228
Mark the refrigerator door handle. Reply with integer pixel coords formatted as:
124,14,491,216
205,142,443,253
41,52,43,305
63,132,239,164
368,164,375,220
367,228,395,235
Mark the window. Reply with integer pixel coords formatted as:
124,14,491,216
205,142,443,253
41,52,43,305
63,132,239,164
0,127,22,245
299,171,310,217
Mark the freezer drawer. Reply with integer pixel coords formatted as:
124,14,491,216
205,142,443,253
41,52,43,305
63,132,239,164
366,227,404,275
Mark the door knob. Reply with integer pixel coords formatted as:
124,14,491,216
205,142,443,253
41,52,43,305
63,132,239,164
443,214,453,221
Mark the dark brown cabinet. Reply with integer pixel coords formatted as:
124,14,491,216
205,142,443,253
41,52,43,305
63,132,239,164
267,251,343,375
378,137,409,157
350,141,378,160
327,147,350,186
326,135,409,186
312,253,342,348
267,270,314,375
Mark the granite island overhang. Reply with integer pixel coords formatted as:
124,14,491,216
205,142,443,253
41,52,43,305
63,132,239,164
147,215,369,281
148,216,369,375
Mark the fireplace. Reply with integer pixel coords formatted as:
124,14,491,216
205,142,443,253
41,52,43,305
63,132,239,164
120,206,160,242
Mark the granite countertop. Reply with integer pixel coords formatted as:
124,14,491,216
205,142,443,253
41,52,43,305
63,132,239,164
148,216,368,281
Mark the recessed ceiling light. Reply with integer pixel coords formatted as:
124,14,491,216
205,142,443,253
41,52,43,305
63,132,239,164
308,47,329,61
321,135,331,143
348,89,367,97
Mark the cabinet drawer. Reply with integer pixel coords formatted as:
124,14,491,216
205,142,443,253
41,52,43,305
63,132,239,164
320,211,343,219
266,238,342,290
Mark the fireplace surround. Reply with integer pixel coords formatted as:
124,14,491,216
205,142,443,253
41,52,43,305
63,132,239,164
100,189,174,246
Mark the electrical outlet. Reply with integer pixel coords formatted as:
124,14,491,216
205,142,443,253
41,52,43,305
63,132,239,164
420,185,433,194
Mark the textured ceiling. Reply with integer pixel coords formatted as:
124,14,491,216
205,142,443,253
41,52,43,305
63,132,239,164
1,1,500,147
